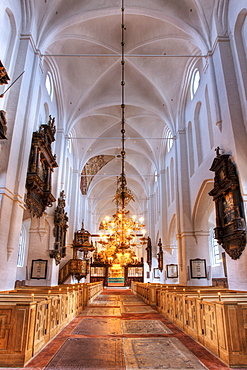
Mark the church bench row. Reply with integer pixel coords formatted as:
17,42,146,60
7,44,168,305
131,282,247,368
0,282,103,367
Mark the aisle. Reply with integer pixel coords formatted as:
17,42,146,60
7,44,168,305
7,288,239,370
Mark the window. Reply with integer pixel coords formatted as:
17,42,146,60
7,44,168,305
164,126,173,152
45,72,53,101
154,169,158,182
190,68,200,99
17,225,26,267
210,228,220,266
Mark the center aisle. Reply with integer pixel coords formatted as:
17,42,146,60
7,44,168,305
18,288,236,369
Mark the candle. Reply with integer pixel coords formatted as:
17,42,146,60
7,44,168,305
218,292,221,301
31,293,34,301
197,290,200,298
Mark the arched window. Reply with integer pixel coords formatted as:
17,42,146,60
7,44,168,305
17,225,26,267
154,169,158,183
187,122,195,177
45,72,54,101
164,126,173,152
209,228,220,266
190,68,200,100
170,157,175,202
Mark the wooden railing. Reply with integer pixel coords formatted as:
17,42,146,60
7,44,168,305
131,282,247,368
58,259,72,284
0,281,103,367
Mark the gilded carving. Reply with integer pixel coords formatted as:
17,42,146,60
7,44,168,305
25,116,58,217
209,149,246,259
50,190,68,265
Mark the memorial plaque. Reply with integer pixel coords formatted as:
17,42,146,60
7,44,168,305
121,320,172,334
123,338,207,369
45,338,125,369
122,305,157,313
73,318,121,335
96,295,119,301
90,300,120,306
81,307,121,316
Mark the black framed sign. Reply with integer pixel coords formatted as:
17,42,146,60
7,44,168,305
166,264,178,278
31,259,48,279
190,259,207,279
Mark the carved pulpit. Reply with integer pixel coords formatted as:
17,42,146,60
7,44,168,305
209,148,246,259
50,191,68,265
25,116,58,217
70,223,95,281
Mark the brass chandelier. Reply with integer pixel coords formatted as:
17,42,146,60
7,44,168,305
97,1,147,266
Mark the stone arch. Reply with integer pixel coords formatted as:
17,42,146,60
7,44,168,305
192,179,214,232
4,8,17,72
234,9,247,100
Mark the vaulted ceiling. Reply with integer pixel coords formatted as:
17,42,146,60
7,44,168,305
30,0,215,223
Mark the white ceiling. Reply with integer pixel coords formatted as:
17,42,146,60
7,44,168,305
33,0,214,222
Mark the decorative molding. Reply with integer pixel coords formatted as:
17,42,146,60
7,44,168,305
212,36,230,55
80,155,115,195
25,115,58,217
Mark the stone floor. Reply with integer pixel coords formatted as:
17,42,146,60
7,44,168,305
3,288,246,370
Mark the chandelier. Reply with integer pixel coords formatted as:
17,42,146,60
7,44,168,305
97,1,147,266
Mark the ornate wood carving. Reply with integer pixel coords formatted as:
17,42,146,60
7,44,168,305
209,148,246,259
25,116,58,217
50,191,68,265
145,236,152,271
157,238,164,272
0,110,7,139
0,61,10,85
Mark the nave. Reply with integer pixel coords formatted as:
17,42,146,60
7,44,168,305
7,288,242,370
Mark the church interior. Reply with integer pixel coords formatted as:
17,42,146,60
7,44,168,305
1,0,247,369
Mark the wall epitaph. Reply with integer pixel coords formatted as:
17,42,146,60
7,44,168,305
209,148,246,259
0,60,10,85
0,110,7,139
146,236,152,270
50,190,68,265
157,238,164,272
0,61,9,139
25,116,58,217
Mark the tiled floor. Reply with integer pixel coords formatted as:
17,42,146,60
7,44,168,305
3,288,246,370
